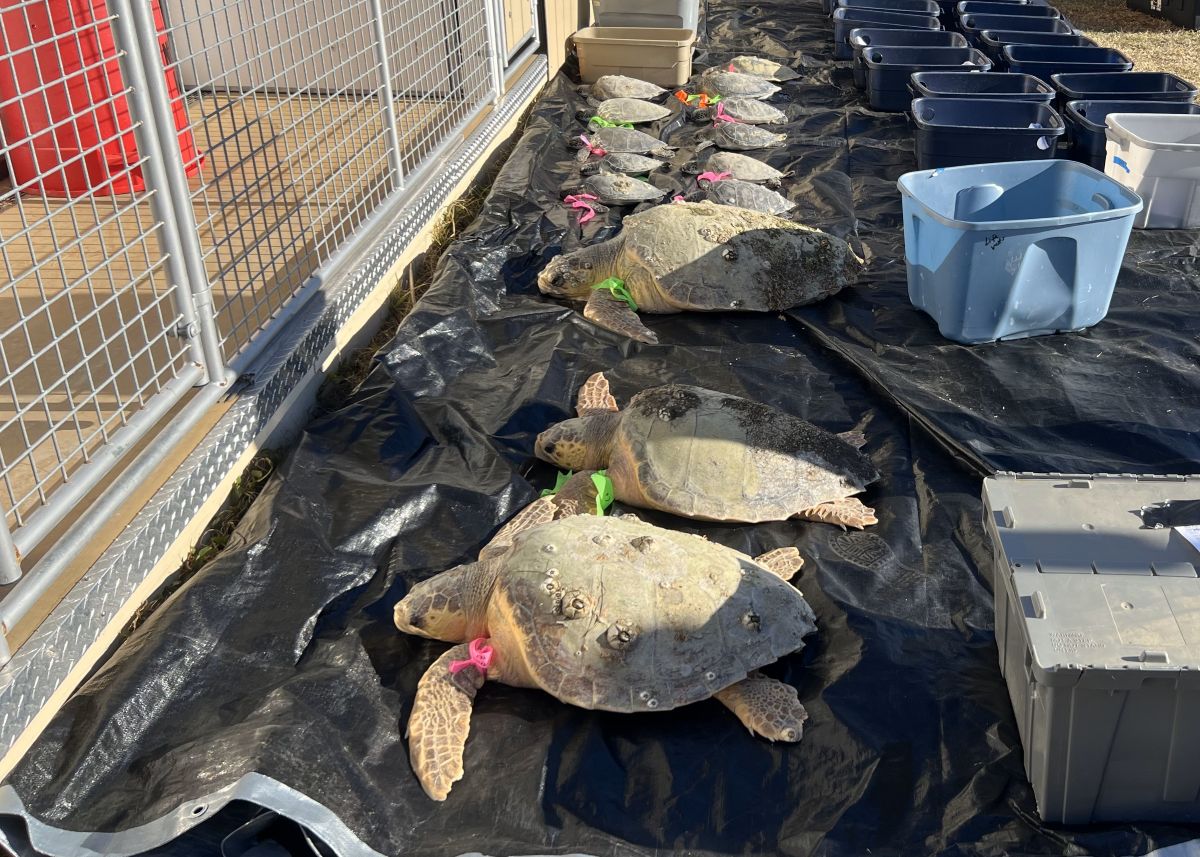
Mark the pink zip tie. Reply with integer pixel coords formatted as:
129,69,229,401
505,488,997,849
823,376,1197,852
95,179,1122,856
578,134,606,156
449,638,494,675
728,62,737,72
564,193,598,223
712,103,742,125
672,195,687,203
697,170,732,184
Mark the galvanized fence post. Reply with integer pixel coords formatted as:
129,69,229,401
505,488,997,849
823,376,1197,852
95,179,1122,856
482,0,508,103
368,0,406,189
0,516,21,586
108,0,234,386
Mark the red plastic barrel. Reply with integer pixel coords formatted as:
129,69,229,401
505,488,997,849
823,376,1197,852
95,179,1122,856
0,0,202,197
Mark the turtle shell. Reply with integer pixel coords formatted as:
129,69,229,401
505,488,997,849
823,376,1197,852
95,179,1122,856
699,69,780,100
699,178,794,215
703,151,788,183
596,152,667,175
612,384,879,521
618,201,861,311
584,174,665,205
594,97,672,124
490,515,815,711
592,74,668,101
707,97,787,125
728,55,800,81
703,123,787,151
587,126,670,155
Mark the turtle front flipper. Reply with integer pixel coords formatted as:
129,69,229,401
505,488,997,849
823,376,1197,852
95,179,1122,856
482,497,560,559
584,289,658,344
754,547,803,581
796,497,877,530
407,643,488,801
714,673,807,742
577,371,619,417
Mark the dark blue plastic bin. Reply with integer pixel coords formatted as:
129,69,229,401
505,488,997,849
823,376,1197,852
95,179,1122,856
933,0,1024,24
1064,99,1200,169
1051,72,1199,108
959,14,1071,48
865,47,991,111
833,8,943,59
850,29,968,88
1002,45,1133,82
956,1,1061,19
908,71,1054,102
897,159,1143,342
977,29,1095,62
911,96,1064,168
837,0,942,14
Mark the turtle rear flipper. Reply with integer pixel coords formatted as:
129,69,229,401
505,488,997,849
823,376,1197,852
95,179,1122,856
715,674,807,742
584,289,658,344
577,372,620,417
407,644,487,801
796,497,877,530
755,547,803,581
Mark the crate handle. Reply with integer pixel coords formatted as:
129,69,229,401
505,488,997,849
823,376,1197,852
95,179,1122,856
1090,192,1115,211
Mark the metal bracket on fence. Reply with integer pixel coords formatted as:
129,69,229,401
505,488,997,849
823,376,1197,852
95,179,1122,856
107,0,234,388
367,0,405,190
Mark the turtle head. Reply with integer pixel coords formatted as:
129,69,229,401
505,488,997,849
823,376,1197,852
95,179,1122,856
578,159,602,176
535,415,615,470
538,252,599,299
394,566,475,641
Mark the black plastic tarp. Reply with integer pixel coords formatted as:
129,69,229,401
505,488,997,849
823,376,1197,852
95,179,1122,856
4,0,1200,854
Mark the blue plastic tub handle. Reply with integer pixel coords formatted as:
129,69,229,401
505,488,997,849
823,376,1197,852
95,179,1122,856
1112,155,1130,173
1092,192,1114,211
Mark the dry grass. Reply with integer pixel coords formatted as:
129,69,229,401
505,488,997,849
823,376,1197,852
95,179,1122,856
1055,0,1200,94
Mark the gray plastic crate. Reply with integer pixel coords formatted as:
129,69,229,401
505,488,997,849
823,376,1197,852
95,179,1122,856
983,472,1200,824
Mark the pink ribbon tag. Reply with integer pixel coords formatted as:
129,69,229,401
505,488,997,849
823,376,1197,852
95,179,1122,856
728,62,737,72
697,170,732,184
712,103,742,125
578,134,606,156
564,193,599,223
449,638,494,676
672,195,687,203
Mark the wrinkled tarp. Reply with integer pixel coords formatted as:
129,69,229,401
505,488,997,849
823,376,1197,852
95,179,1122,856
4,0,1200,853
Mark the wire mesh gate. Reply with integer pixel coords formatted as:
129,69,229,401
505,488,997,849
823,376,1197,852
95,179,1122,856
0,0,534,648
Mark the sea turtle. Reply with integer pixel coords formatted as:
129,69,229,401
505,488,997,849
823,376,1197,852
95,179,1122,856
681,150,791,188
569,127,675,162
578,173,666,208
535,373,880,526
690,176,795,215
698,123,788,151
395,512,816,800
690,97,787,125
537,201,862,343
698,68,781,100
579,152,668,177
576,97,673,126
583,74,668,101
726,55,800,81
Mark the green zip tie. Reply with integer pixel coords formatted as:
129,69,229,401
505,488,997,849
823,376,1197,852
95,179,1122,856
591,470,614,516
589,115,634,129
591,277,638,312
540,470,574,498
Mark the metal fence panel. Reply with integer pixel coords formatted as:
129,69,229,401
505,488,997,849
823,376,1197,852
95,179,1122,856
0,0,203,567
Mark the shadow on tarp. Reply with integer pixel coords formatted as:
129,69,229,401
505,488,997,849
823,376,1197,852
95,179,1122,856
3,0,1200,854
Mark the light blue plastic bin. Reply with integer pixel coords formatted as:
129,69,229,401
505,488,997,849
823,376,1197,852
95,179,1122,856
897,160,1143,343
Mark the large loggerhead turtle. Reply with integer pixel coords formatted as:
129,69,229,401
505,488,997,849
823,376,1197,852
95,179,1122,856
395,512,816,801
535,372,880,527
538,201,862,343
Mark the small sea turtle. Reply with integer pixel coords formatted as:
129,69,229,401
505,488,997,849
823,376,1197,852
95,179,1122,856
579,173,666,207
727,55,800,81
583,74,668,101
698,123,788,151
579,152,667,176
698,68,781,100
535,373,880,526
568,126,675,162
681,150,791,188
537,201,862,343
691,176,795,215
576,97,672,126
690,97,787,125
396,512,816,800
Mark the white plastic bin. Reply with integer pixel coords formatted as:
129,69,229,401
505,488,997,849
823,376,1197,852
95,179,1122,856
1105,113,1200,229
596,0,699,31
573,27,696,86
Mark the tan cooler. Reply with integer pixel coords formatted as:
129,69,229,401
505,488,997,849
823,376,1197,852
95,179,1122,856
573,27,696,87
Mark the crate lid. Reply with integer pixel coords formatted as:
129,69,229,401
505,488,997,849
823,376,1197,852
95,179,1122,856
985,473,1200,685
